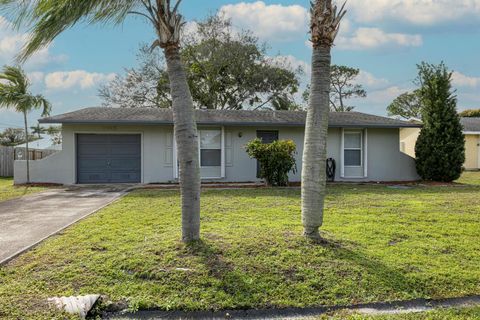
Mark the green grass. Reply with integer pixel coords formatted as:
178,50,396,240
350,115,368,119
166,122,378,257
0,177,46,202
308,305,480,319
456,171,480,186
1,176,479,319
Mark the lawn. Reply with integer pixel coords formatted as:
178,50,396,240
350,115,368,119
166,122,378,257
0,177,479,319
0,177,46,202
456,171,480,186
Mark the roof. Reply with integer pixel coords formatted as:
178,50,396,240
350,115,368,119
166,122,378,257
461,117,480,133
39,107,421,128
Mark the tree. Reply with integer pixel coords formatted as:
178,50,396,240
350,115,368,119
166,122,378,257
387,90,422,120
0,66,51,183
30,123,46,139
302,65,365,112
302,0,346,240
459,109,480,117
1,0,201,241
415,62,465,182
0,128,30,146
100,15,302,110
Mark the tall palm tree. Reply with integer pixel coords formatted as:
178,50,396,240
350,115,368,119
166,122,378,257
0,0,201,241
0,66,51,183
302,0,346,240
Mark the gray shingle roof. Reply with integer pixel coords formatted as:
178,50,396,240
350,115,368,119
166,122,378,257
39,107,421,128
461,117,480,132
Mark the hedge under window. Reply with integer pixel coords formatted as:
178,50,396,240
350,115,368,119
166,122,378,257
200,130,221,167
344,132,362,167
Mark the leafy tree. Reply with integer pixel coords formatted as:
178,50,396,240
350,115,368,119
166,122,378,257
302,65,366,112
100,15,302,110
245,139,297,186
1,0,201,241
302,0,346,240
415,62,465,182
0,66,51,183
387,90,422,120
0,128,32,146
459,109,480,117
30,123,46,139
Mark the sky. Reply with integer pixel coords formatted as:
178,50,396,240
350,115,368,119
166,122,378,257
1,0,480,129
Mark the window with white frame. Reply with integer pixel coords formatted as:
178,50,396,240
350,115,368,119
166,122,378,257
199,129,221,167
344,131,362,167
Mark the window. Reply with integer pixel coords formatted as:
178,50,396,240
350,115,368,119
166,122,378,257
344,132,362,167
200,129,221,167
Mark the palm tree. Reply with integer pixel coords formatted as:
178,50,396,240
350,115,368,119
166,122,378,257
0,66,51,183
301,0,346,240
0,0,201,241
31,123,46,139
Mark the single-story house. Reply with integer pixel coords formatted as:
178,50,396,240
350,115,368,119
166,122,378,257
14,107,421,185
400,117,480,170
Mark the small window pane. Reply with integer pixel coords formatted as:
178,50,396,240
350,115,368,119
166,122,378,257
201,149,221,167
200,130,221,149
345,133,361,149
345,150,361,166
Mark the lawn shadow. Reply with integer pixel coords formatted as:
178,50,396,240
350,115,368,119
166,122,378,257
311,234,428,298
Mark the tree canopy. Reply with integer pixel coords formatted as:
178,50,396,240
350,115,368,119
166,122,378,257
415,62,465,182
302,65,366,112
100,15,302,110
387,90,422,120
459,109,480,117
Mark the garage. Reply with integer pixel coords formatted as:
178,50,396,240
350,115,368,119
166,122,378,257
76,134,141,184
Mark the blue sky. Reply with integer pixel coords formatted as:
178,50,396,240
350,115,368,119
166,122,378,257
1,0,480,129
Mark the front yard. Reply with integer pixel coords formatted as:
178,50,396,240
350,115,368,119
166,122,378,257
0,174,479,319
0,177,46,202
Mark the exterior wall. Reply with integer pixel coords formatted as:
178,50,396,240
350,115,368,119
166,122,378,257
400,129,480,170
465,134,479,170
400,128,421,158
15,124,175,184
15,124,419,184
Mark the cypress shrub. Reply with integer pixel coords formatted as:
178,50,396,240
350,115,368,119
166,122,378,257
415,62,465,182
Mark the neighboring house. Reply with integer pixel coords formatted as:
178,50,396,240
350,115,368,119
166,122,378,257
400,117,480,170
14,108,421,184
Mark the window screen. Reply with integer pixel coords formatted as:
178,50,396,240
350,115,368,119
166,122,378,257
344,132,362,167
200,130,221,167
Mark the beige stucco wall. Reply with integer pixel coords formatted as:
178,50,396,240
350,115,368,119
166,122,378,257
15,124,419,184
465,134,480,170
400,128,421,158
400,128,480,170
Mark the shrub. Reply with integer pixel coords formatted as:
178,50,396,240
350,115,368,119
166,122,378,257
415,62,465,182
245,139,297,186
459,109,480,118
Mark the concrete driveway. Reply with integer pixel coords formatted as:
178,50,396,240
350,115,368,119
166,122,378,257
0,186,129,264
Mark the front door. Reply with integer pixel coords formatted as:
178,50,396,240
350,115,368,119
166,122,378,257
256,130,279,177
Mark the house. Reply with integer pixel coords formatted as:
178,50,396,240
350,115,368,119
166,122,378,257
400,117,480,170
14,107,421,185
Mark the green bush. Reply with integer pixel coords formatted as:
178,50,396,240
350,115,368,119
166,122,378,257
415,62,465,182
459,109,480,118
245,139,297,186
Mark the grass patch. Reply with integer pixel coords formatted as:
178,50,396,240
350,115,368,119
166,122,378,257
456,171,480,186
0,177,46,202
1,177,479,319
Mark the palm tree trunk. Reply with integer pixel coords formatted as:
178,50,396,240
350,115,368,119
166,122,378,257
164,46,201,242
23,111,30,184
301,45,331,239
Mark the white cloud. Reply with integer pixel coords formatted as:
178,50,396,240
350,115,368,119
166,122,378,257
452,71,480,88
356,71,390,88
336,28,423,50
220,1,308,41
0,16,65,69
347,0,480,26
44,70,116,90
